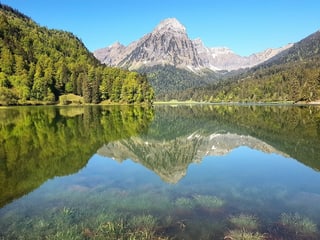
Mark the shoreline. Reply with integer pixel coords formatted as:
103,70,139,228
153,100,320,106
1,100,320,108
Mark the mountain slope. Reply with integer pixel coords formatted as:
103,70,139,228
262,30,320,66
177,30,320,102
95,18,204,71
94,18,291,98
0,4,154,105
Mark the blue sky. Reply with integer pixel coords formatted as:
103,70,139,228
1,0,320,56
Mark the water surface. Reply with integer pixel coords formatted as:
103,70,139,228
0,105,320,239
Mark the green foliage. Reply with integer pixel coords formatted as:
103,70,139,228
0,4,154,105
138,64,218,99
194,60,320,103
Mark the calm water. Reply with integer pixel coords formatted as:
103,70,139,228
0,105,320,239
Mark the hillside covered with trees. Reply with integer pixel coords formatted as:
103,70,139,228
0,4,154,105
161,31,320,103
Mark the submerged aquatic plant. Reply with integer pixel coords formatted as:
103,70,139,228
93,217,169,240
194,194,225,210
229,214,259,231
175,197,195,209
280,212,318,235
96,220,127,239
129,214,157,231
224,229,266,240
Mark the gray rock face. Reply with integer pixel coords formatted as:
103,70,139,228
94,18,292,71
193,38,293,71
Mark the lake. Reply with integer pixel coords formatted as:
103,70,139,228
0,104,320,240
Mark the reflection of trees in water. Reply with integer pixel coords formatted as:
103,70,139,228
0,105,154,207
100,105,320,184
151,105,320,170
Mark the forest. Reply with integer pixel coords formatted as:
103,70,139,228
167,58,320,102
0,4,154,105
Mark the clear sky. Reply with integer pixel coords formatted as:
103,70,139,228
1,0,319,56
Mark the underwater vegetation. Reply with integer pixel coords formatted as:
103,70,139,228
279,212,318,237
224,229,266,240
174,195,225,211
193,195,225,211
129,214,157,232
174,197,195,210
229,214,259,231
90,215,169,240
225,214,265,240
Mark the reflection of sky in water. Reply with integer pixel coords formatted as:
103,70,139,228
16,146,320,204
1,145,320,239
29,146,320,216
184,146,320,191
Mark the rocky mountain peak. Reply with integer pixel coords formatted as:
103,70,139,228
153,18,186,35
93,18,292,72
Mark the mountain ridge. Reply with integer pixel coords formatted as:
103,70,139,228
94,18,292,72
183,29,320,103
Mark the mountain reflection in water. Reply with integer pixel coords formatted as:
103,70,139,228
98,132,289,183
1,104,320,240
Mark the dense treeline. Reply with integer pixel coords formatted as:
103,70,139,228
174,58,320,102
0,4,154,105
138,64,218,100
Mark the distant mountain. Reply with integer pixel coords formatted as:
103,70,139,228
193,38,293,71
94,18,291,72
94,18,292,97
180,29,320,102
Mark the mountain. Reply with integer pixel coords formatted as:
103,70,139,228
95,18,204,71
261,30,320,66
94,18,292,98
182,29,320,103
193,38,293,71
94,18,291,72
0,4,154,105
